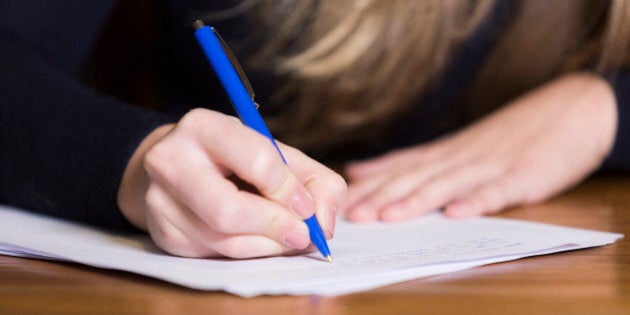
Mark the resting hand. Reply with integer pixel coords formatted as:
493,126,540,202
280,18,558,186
343,72,617,222
117,109,346,258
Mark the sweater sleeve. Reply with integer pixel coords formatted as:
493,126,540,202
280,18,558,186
0,2,175,231
602,69,630,172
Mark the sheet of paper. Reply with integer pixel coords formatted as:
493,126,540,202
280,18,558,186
0,204,622,297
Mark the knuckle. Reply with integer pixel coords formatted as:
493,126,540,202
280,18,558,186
144,185,164,213
152,227,201,257
268,211,287,232
371,185,398,206
329,173,348,200
143,142,173,175
250,151,286,194
415,184,441,204
179,109,239,138
178,108,212,133
251,146,279,175
208,203,242,233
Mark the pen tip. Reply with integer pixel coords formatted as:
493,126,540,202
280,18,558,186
326,255,332,263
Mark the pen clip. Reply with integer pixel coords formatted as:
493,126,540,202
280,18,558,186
210,27,259,109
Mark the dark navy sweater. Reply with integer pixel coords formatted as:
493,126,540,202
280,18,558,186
1,0,628,231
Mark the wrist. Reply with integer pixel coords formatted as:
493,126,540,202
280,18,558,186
566,72,618,160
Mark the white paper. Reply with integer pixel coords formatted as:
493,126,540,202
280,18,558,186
0,204,622,297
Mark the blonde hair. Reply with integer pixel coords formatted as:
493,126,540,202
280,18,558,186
466,0,630,118
249,0,630,155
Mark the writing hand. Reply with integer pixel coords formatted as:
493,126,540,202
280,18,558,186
118,109,346,258
343,73,616,222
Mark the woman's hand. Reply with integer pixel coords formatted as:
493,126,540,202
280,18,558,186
117,109,346,258
343,72,617,222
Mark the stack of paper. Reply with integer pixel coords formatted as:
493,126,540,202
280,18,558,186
0,205,622,297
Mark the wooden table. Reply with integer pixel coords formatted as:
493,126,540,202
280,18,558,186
1,176,629,315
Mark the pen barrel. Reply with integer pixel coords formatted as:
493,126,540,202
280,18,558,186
194,26,285,162
195,24,332,261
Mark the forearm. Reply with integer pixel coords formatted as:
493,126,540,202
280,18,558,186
0,40,174,231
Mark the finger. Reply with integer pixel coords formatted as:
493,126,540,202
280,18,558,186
345,170,433,222
343,174,390,222
208,234,306,259
344,152,468,222
150,204,305,258
344,159,429,215
144,136,311,251
153,181,311,258
144,184,215,257
279,143,347,238
443,175,524,219
376,162,504,222
178,109,316,220
344,146,425,180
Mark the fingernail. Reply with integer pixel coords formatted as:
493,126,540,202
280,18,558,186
290,190,315,219
283,229,310,249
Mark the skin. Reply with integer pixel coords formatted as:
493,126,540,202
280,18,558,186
116,71,615,258
117,108,347,258
343,72,618,222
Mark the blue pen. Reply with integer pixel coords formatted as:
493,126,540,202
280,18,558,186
193,20,332,262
